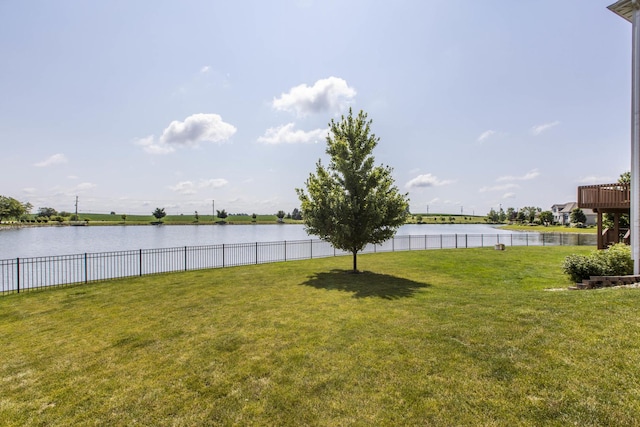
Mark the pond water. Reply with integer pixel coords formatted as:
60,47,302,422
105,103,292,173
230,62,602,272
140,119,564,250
0,223,514,259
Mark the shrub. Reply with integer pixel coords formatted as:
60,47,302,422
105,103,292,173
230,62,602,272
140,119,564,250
563,244,632,283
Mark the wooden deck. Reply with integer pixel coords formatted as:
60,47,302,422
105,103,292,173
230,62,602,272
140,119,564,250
578,183,630,212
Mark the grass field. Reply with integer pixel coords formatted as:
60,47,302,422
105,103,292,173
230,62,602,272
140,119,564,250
2,246,639,426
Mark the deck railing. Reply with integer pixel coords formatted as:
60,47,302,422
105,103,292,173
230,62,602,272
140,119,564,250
578,183,630,210
0,232,597,295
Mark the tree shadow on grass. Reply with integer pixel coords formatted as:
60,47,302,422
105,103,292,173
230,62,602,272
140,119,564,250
301,270,431,300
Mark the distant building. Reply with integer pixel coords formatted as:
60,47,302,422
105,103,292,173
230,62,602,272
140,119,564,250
551,202,596,226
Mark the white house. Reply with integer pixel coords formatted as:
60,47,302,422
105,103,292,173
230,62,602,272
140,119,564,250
551,202,596,226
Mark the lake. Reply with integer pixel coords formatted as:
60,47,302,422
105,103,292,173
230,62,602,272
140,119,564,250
0,223,515,260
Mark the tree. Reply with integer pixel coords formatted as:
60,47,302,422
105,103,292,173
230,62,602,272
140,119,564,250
216,209,228,221
194,211,199,223
37,207,57,218
152,207,166,222
570,208,587,225
121,214,127,223
0,196,30,223
520,206,541,223
539,210,554,225
276,210,286,223
291,208,303,220
296,109,409,272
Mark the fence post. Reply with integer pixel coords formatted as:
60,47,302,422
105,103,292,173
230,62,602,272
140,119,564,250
184,246,188,271
16,258,20,294
511,234,513,247
222,244,225,268
455,234,458,249
310,239,313,259
392,237,395,252
256,242,258,264
84,253,88,284
284,241,287,261
526,234,529,246
139,249,143,276
465,234,468,248
440,235,443,249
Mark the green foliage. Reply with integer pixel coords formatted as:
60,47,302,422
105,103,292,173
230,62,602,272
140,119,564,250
216,209,228,220
538,210,554,225
152,208,166,221
562,243,632,283
0,196,30,223
296,109,409,271
37,207,58,218
570,208,587,225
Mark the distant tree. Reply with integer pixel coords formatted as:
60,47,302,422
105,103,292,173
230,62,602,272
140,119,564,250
216,209,228,221
416,215,423,223
37,207,57,218
506,207,516,222
152,207,166,222
486,208,499,223
276,210,286,223
498,208,506,223
0,196,30,223
539,210,554,225
520,206,541,223
121,214,127,223
296,109,409,272
291,208,303,220
110,211,116,215
194,211,199,222
252,213,257,222
570,208,587,225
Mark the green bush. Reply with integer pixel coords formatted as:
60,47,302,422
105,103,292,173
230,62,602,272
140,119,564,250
562,243,632,283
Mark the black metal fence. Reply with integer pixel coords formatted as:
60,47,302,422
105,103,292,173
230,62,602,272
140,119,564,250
0,232,596,295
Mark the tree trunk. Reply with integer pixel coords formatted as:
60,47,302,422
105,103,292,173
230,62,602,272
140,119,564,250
352,250,358,272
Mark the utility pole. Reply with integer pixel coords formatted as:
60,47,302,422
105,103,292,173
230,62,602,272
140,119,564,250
75,196,78,219
212,200,215,221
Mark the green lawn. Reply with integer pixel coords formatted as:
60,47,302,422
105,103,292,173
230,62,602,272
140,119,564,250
2,246,639,426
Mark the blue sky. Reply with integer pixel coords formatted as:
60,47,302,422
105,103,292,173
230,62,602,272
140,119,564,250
0,1,633,216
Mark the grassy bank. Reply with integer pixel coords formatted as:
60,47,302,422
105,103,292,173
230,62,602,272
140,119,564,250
1,246,639,425
500,224,596,234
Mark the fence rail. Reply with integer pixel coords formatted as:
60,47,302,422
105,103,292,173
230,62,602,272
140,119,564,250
0,232,596,295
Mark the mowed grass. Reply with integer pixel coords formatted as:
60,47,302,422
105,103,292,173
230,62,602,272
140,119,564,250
2,246,640,426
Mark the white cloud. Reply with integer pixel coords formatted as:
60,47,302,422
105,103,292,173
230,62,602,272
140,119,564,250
272,76,356,117
169,178,229,195
133,135,175,155
22,187,36,194
479,183,519,193
160,113,236,146
405,174,454,189
503,192,516,199
169,181,197,195
200,65,210,73
531,121,560,135
199,178,228,189
477,130,496,143
34,153,67,167
257,123,327,144
134,114,237,154
496,169,540,182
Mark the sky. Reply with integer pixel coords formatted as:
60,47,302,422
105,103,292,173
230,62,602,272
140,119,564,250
0,0,634,216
